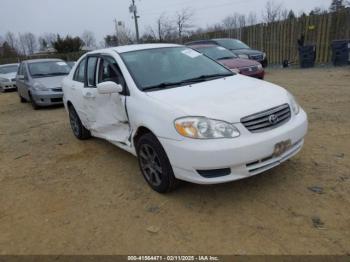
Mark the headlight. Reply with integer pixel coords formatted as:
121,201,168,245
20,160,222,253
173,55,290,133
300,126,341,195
263,52,267,59
33,82,49,91
287,92,300,115
257,64,263,70
230,68,240,74
238,54,249,59
175,117,240,139
0,77,8,83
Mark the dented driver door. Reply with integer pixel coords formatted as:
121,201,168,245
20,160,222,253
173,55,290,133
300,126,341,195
82,55,130,145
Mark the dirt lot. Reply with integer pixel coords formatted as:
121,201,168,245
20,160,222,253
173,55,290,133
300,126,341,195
0,67,349,255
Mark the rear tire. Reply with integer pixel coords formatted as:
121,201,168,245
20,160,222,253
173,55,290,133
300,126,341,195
68,105,91,140
136,133,179,193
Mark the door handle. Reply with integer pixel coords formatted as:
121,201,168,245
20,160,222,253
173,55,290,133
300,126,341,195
84,92,95,98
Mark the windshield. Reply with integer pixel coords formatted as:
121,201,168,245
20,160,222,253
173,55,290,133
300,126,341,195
28,61,71,78
195,46,238,60
0,65,18,74
120,47,233,91
215,39,250,50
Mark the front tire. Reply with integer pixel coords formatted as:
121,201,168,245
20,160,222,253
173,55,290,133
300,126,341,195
136,133,179,193
68,105,91,140
29,93,39,110
19,94,27,103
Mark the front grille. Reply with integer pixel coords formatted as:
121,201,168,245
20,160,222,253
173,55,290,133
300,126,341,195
240,66,259,73
250,54,263,61
52,88,62,92
51,98,63,103
241,104,291,133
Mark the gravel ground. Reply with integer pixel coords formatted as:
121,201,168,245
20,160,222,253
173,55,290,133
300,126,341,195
0,67,349,255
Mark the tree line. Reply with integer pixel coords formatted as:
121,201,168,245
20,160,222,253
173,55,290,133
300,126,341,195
0,0,349,58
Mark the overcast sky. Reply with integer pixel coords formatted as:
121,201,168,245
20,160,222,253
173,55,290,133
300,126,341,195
0,0,330,43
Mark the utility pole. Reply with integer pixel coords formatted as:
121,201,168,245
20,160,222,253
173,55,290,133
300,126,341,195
130,0,140,43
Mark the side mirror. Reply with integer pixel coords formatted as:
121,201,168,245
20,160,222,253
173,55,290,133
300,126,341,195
97,81,123,94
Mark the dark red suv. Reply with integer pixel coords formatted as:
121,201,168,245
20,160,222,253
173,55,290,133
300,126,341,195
188,44,265,79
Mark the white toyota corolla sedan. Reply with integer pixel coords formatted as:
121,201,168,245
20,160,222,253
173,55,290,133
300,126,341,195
62,44,308,193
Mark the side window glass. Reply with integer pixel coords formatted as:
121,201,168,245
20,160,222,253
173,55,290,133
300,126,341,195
19,64,24,75
98,57,124,85
73,58,86,83
86,57,98,87
23,67,28,80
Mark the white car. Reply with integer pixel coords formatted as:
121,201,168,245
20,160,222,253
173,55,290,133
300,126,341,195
0,63,19,92
62,44,308,193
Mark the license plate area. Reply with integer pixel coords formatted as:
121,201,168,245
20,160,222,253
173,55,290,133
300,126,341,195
273,139,292,157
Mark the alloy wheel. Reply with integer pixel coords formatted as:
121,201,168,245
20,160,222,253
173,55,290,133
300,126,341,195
139,144,163,186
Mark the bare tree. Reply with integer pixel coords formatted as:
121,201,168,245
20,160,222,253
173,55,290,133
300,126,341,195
174,8,194,41
114,21,133,45
247,12,258,26
280,9,289,20
155,13,175,42
5,32,18,50
222,14,239,29
81,30,96,49
18,34,27,55
24,33,37,55
262,0,283,23
39,33,57,48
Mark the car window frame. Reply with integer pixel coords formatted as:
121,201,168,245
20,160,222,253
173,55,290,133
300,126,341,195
97,54,129,96
84,55,99,88
73,57,87,83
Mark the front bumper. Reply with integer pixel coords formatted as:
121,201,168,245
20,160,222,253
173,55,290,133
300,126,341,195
31,90,63,106
159,109,308,184
0,81,17,90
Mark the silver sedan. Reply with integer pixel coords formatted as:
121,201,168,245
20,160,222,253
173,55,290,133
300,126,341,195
16,59,71,109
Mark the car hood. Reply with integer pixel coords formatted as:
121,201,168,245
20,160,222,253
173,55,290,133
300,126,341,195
34,75,67,89
218,58,261,69
146,75,289,123
0,72,17,80
230,48,263,55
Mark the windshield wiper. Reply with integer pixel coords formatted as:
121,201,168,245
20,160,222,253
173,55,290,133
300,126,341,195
142,81,186,91
47,72,69,76
142,73,233,92
218,56,235,60
181,73,233,83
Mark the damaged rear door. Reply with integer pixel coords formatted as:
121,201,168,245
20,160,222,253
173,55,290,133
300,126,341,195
82,54,130,145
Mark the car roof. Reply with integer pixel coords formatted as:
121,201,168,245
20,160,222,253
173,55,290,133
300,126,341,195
88,43,181,55
212,38,239,41
188,44,219,49
0,63,19,67
23,58,63,64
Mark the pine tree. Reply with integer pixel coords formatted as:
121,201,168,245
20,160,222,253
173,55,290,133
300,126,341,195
329,0,346,12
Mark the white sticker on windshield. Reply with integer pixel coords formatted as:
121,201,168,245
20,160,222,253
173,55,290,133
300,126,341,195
57,62,67,66
182,49,201,58
217,46,226,50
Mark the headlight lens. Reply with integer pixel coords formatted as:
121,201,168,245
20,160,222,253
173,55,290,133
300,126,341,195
263,52,267,59
257,64,263,70
238,54,249,59
288,93,300,115
33,82,49,91
175,117,240,139
230,68,240,74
